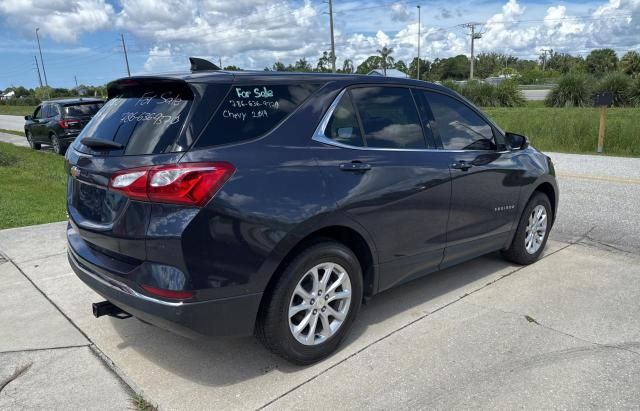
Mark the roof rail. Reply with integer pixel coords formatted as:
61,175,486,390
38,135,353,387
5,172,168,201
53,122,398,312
189,57,221,72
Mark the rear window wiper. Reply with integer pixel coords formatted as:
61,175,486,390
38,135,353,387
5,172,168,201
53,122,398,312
80,138,124,150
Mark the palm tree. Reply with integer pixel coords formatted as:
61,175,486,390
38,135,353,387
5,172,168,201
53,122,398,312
342,58,354,74
377,47,395,76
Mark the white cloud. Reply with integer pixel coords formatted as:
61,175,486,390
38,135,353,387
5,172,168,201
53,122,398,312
391,2,411,22
2,0,640,74
0,0,114,42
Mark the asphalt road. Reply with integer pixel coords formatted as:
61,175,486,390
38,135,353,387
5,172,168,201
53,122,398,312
549,152,640,253
0,114,24,131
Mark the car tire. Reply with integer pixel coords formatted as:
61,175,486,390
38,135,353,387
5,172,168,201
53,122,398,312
50,134,65,155
26,131,41,150
502,192,552,265
256,240,363,365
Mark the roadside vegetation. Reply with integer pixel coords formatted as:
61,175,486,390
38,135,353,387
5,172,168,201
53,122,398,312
0,105,36,116
484,104,640,157
0,142,66,229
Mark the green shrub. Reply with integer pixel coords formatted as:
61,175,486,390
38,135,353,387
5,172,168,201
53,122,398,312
460,80,497,107
495,80,526,107
545,73,592,107
440,80,462,94
593,72,632,106
629,77,640,107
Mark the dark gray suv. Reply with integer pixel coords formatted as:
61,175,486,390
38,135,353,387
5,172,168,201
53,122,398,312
24,98,104,155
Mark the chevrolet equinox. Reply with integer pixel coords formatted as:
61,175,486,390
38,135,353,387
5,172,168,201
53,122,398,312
66,58,558,364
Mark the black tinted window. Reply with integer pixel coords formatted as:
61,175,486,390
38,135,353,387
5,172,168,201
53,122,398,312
324,93,364,147
425,92,496,151
195,84,319,148
350,87,425,149
51,105,60,117
77,80,194,156
64,103,104,117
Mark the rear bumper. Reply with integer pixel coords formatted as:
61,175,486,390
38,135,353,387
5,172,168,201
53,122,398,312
67,240,263,339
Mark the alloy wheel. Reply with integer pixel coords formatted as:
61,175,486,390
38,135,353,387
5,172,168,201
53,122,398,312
288,262,352,346
524,204,547,254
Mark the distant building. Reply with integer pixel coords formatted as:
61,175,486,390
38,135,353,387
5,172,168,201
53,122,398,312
367,69,409,78
0,90,15,100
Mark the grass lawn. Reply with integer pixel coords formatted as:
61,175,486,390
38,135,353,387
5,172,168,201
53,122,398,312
0,128,23,136
0,105,36,116
483,105,640,157
0,142,67,229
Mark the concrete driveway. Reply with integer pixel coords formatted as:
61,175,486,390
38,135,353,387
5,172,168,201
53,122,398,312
2,152,640,409
1,225,639,409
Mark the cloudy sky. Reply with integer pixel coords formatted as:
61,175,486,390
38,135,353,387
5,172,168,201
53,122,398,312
0,0,638,89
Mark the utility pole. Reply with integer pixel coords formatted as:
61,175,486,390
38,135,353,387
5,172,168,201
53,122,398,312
462,23,483,80
540,48,551,71
121,33,131,77
35,28,48,87
417,5,421,80
219,57,223,69
74,75,79,89
328,0,336,73
33,55,43,87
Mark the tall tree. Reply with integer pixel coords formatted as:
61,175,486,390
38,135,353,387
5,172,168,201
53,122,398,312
408,57,430,80
316,51,333,72
341,59,354,74
376,46,395,75
271,61,286,72
356,56,383,74
394,60,408,75
586,48,618,76
620,51,640,78
293,57,312,72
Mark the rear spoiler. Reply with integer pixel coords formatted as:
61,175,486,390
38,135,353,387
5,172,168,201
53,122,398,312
189,57,220,72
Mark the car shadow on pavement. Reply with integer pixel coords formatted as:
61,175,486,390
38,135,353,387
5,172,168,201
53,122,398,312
106,250,525,387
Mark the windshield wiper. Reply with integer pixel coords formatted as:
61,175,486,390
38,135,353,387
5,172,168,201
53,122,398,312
80,138,124,150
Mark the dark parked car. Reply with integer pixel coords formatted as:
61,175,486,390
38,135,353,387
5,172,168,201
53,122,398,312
66,61,558,364
24,98,104,154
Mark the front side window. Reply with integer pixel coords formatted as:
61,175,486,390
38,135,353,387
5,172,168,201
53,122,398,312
425,92,496,151
324,92,364,147
350,87,425,149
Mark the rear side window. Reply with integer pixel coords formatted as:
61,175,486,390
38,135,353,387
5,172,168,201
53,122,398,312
194,84,319,148
324,92,364,147
64,103,104,117
424,92,496,151
350,87,425,149
77,80,194,156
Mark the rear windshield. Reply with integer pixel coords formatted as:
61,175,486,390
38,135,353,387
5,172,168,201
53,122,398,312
76,80,194,156
193,83,320,148
63,102,104,117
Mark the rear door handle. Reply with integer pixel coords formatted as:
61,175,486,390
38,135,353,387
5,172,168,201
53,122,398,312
451,161,472,171
340,162,372,172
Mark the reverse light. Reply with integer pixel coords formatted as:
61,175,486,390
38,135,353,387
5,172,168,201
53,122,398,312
108,162,235,207
141,285,195,300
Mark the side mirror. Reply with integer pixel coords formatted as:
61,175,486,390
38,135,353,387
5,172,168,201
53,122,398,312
506,132,528,150
24,115,32,121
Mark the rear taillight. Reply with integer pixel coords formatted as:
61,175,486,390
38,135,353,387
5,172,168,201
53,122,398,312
108,162,234,207
59,119,80,129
